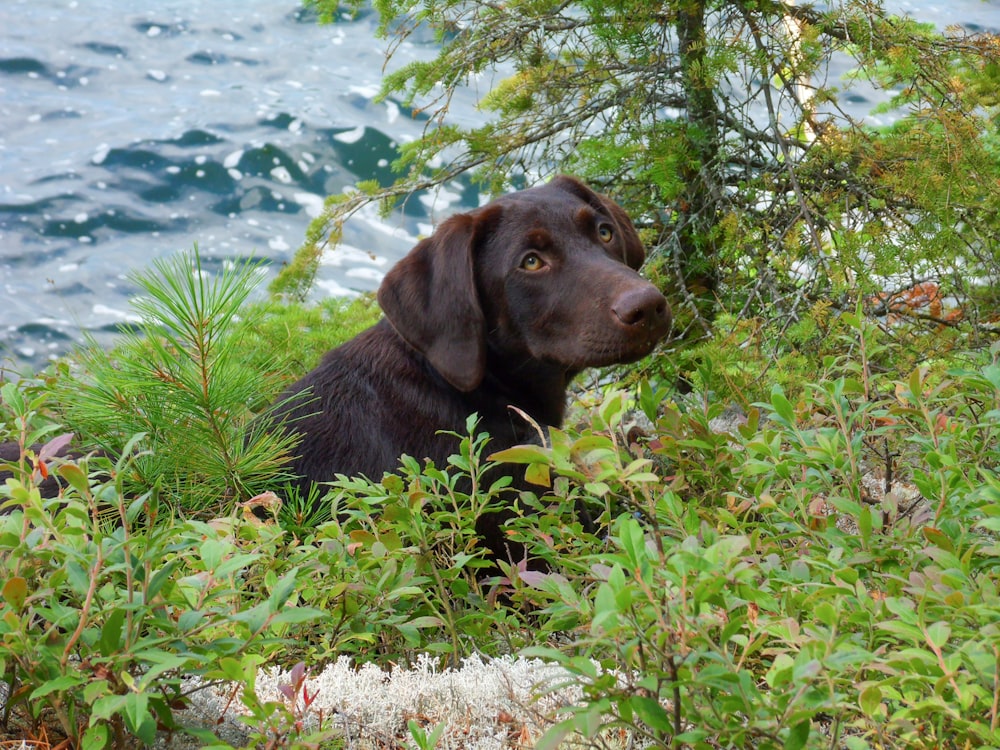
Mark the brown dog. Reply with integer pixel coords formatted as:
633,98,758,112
269,175,671,556
1,177,670,557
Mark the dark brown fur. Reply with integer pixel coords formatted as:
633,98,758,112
269,175,671,558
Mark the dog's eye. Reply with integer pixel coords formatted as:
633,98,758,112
520,252,545,271
598,225,614,243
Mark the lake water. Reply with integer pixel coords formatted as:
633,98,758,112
2,0,999,376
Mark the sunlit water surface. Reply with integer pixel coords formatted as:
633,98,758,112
1,0,998,374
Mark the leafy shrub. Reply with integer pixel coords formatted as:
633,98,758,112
259,418,535,666
0,384,325,747
223,322,999,749
229,293,382,394
49,249,382,517
48,251,296,512
4,249,1000,749
503,344,1000,749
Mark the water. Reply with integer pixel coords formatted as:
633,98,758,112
0,0,486,375
2,0,999,376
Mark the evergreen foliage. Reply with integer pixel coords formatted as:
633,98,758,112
289,0,1000,395
52,252,302,512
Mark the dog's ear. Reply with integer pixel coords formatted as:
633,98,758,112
377,211,491,392
549,175,646,270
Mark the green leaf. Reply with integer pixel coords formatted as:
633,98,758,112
921,526,953,552
524,461,551,487
233,601,271,634
215,656,251,683
879,619,924,642
769,386,795,425
813,601,838,627
99,607,126,657
267,568,300,610
630,695,674,733
177,610,205,631
571,434,615,453
30,674,86,699
597,391,627,429
833,567,858,585
784,719,810,750
488,444,552,464
145,560,179,601
859,684,883,717
703,535,749,566
57,462,91,496
122,693,157,746
199,538,226,572
592,580,621,633
0,383,24,414
617,518,648,572
925,621,951,650
91,694,126,722
81,724,111,750
270,606,327,627
843,737,872,750
858,505,872,539
765,653,794,689
534,718,576,750
83,679,112,706
404,615,446,629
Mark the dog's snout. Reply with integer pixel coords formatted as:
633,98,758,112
612,284,672,332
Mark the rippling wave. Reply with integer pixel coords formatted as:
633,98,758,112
0,0,472,375
4,0,991,376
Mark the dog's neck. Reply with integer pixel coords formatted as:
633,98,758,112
477,346,573,429
384,320,571,432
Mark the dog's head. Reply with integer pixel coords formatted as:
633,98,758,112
378,175,671,392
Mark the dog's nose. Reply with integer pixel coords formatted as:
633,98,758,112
612,284,672,334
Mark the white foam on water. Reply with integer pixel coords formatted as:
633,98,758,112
348,84,380,99
319,244,387,268
385,100,400,124
293,192,325,218
92,304,142,323
333,126,365,144
313,278,359,297
91,144,110,165
345,266,385,282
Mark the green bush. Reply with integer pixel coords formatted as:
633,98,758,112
3,252,999,748
502,345,1000,749
247,322,1000,747
258,418,536,666
0,385,325,747
49,250,380,516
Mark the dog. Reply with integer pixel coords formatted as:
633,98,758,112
1,177,671,558
269,175,671,559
